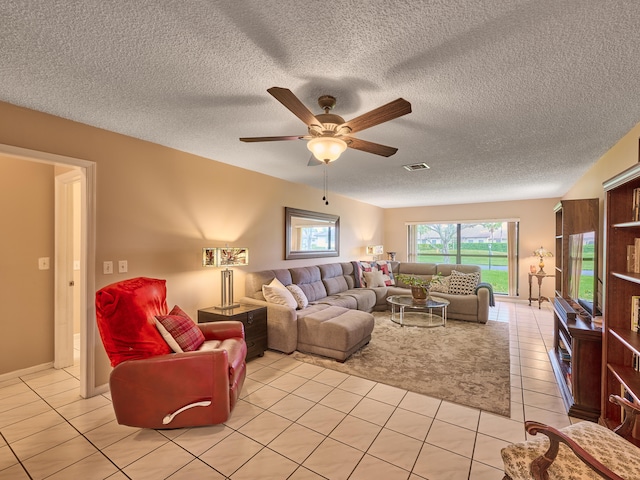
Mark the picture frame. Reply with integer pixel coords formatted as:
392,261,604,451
285,207,340,260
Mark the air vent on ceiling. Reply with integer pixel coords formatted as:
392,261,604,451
403,162,430,171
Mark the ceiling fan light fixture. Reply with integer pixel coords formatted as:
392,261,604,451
307,136,347,163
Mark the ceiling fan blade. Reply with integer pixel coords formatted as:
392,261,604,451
239,135,308,142
307,154,324,166
344,137,398,157
267,87,323,127
341,98,412,134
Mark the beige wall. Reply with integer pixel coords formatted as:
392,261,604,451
563,122,640,222
0,101,383,385
383,198,561,299
564,122,640,202
0,156,55,373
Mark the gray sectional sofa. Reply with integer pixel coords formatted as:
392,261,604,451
241,261,492,360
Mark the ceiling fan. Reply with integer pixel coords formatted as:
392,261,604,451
239,87,412,164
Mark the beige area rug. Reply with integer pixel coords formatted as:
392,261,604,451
292,312,511,417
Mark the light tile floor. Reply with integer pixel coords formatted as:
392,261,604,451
0,300,580,479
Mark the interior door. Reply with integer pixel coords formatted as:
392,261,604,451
54,170,81,368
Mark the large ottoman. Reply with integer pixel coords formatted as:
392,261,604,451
297,306,375,361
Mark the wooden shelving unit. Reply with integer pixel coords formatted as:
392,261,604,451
550,198,601,420
602,163,640,437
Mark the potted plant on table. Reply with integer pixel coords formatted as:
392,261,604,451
396,272,444,304
395,274,431,303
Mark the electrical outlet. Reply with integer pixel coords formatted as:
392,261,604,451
118,260,128,273
103,261,113,274
38,257,50,270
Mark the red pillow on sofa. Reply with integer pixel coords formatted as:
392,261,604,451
95,277,171,367
155,306,205,353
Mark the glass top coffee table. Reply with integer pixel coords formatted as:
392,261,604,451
386,295,450,327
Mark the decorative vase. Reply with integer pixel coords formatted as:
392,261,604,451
411,286,429,303
387,252,397,261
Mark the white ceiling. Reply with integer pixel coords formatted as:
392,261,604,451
2,1,640,208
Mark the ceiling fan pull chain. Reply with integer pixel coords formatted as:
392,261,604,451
323,165,329,205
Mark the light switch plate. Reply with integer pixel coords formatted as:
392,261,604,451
118,260,128,273
103,261,113,274
38,257,50,270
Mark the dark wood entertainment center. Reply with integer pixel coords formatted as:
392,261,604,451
550,198,601,421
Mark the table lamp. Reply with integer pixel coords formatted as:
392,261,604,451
533,246,553,274
215,247,249,310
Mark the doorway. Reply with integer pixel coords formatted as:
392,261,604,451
0,144,97,398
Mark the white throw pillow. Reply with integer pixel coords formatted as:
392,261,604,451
262,277,298,309
286,284,309,309
363,270,387,288
430,276,450,294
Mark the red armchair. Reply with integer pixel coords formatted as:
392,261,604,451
95,277,247,429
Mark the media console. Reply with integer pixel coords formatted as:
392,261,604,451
549,296,602,421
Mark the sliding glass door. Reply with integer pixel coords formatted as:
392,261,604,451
407,221,519,295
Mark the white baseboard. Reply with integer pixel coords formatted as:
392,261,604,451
496,296,529,303
0,362,109,399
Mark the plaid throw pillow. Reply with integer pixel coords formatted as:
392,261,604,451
155,306,205,353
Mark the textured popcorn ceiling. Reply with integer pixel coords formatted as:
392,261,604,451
2,1,640,208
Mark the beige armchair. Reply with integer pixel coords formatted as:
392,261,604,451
501,395,640,480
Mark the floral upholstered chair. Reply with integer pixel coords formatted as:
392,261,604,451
501,395,640,480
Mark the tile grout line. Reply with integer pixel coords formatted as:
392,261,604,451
0,431,33,480
5,374,130,479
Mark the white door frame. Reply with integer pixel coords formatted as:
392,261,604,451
0,144,98,398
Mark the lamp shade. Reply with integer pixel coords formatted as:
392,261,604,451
307,136,347,163
533,246,553,258
202,247,217,267
217,247,249,267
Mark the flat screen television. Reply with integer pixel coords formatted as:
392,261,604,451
567,231,598,316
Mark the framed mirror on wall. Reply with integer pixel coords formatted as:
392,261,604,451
285,207,340,260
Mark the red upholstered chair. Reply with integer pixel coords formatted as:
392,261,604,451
95,277,247,429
